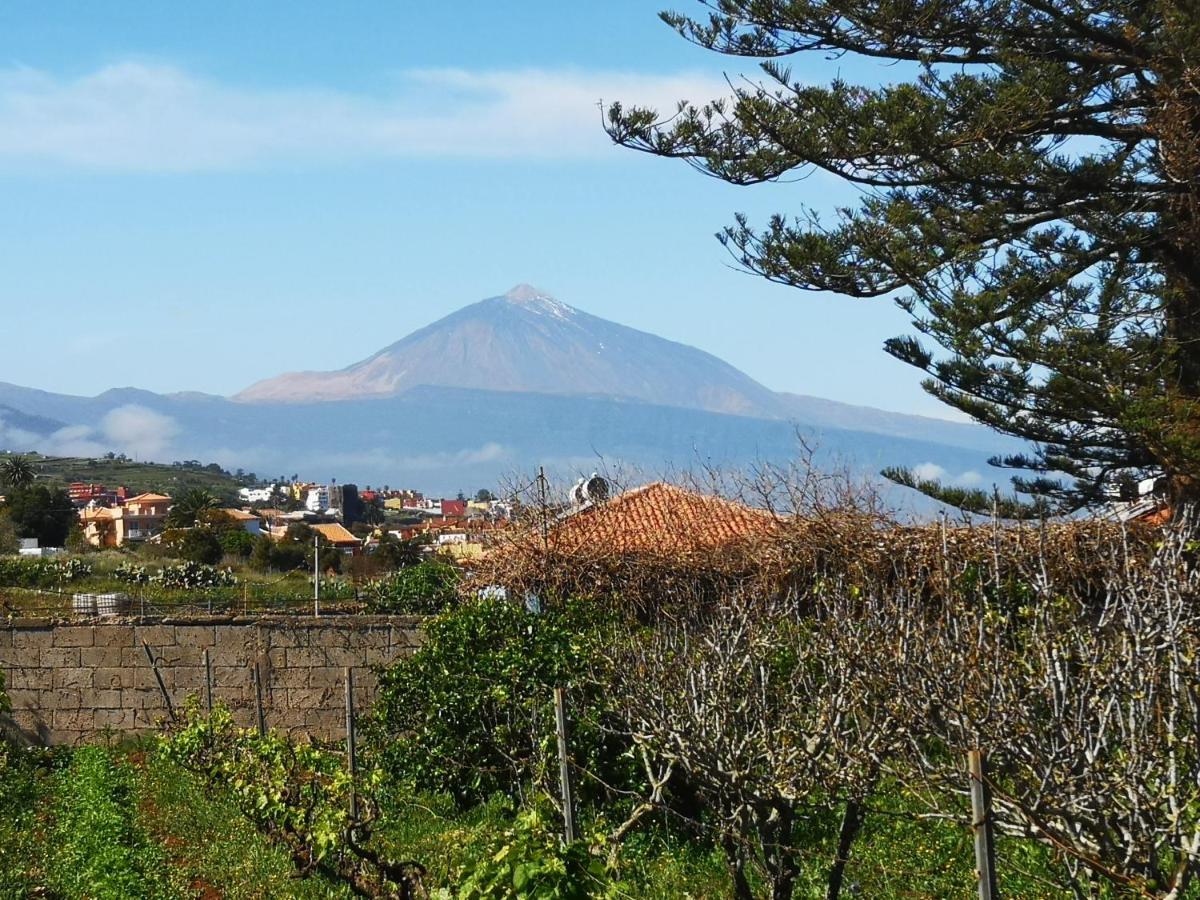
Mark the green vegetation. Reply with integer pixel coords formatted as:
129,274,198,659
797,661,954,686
47,747,180,899
2,452,246,499
369,596,619,807
1,484,75,546
362,558,459,614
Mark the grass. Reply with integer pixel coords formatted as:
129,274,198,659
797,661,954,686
47,746,181,899
0,747,55,898
0,741,1087,899
136,753,354,899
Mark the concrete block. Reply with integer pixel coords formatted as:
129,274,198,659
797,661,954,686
94,708,135,729
80,646,124,668
174,625,216,648
53,709,92,730
272,667,309,689
94,667,135,690
0,629,12,649
53,669,92,690
173,666,207,690
285,647,330,668
120,647,148,668
286,687,335,710
212,664,252,688
93,626,135,648
305,667,341,689
124,688,165,710
265,626,309,648
6,667,52,691
135,625,176,647
4,688,41,710
131,707,169,729
153,644,201,667
91,689,123,708
133,665,173,691
316,626,352,649
13,629,53,650
53,628,94,648
40,648,81,668
51,688,82,709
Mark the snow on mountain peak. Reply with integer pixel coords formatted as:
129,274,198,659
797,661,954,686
502,283,574,319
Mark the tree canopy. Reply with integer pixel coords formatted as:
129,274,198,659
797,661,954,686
606,1,1200,514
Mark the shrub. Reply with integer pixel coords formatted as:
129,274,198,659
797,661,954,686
160,527,224,565
0,556,92,589
151,561,236,589
219,528,254,559
362,559,460,614
369,596,626,807
457,804,609,900
113,562,150,585
162,700,424,892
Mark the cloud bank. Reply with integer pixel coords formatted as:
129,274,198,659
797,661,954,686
0,405,180,460
0,62,730,171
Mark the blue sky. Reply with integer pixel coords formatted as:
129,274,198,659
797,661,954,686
0,1,952,419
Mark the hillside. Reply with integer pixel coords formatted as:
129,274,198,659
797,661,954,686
7,453,245,500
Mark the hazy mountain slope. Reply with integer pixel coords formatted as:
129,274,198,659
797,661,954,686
0,381,1004,499
235,284,789,417
0,404,65,437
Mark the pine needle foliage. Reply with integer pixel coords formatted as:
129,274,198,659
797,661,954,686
606,1,1200,515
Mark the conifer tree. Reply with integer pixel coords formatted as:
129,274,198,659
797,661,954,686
606,1,1200,515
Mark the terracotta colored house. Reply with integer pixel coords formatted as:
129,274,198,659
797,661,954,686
79,492,172,547
311,522,361,554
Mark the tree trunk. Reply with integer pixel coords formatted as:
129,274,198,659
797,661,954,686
722,834,754,900
762,803,799,900
826,799,867,900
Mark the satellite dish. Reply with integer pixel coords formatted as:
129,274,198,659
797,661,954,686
571,473,609,506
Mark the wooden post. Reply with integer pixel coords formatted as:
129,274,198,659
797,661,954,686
202,648,213,718
969,749,999,900
345,667,358,820
554,686,577,844
141,640,176,722
251,662,266,737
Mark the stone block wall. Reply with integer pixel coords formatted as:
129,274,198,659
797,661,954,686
0,615,423,745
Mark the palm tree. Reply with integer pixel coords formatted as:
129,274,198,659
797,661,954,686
0,455,36,490
165,488,221,528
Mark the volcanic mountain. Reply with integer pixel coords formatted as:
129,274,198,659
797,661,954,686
234,284,788,417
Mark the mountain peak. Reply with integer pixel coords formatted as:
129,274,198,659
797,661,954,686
497,283,574,319
233,284,783,414
503,283,548,302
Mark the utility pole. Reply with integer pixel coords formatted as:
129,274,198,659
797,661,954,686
313,533,320,618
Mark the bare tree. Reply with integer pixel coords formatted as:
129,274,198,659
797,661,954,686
606,590,899,900
876,520,1200,898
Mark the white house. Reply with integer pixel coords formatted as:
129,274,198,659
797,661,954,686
305,486,330,513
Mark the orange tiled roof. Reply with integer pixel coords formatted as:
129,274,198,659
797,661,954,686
548,482,775,557
219,508,259,521
312,522,360,546
127,492,172,503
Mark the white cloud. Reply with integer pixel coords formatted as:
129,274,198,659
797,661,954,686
0,62,730,171
912,462,985,487
99,405,180,458
0,405,182,460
